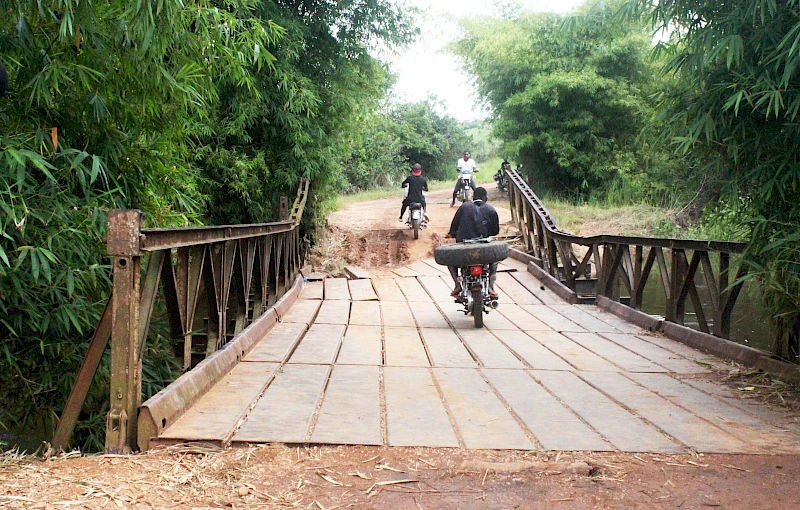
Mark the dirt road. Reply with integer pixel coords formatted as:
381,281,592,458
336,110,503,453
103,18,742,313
316,186,517,276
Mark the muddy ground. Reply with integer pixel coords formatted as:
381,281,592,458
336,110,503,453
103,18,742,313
3,185,799,509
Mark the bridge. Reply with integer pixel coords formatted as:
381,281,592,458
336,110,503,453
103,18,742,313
51,173,800,455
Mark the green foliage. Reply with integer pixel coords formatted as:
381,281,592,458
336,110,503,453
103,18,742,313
0,0,416,449
388,97,472,181
194,0,417,224
449,1,684,202
622,0,800,361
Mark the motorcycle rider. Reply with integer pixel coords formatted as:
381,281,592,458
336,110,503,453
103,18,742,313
445,186,500,298
399,163,429,222
495,160,511,188
451,151,478,207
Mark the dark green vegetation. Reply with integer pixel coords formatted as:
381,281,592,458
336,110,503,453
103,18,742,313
450,0,688,205
451,0,799,362
0,0,444,451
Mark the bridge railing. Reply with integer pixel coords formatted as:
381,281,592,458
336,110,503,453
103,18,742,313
506,169,747,339
52,180,309,454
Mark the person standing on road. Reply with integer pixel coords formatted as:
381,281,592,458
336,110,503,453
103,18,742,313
445,186,500,298
451,151,478,207
399,163,429,221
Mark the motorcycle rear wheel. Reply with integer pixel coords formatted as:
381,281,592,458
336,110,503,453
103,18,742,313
471,286,484,328
412,217,420,239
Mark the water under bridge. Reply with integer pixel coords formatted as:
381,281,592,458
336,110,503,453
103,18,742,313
51,172,800,456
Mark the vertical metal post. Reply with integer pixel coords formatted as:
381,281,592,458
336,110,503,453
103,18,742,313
105,210,143,453
279,196,289,221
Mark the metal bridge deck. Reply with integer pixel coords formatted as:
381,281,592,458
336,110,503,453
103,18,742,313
156,258,800,453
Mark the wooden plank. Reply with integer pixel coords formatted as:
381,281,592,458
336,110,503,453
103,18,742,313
421,258,451,276
305,272,327,282
338,325,382,365
392,266,418,278
324,277,351,300
409,301,450,328
280,299,321,324
433,368,533,449
490,329,573,371
580,306,643,334
408,260,445,276
348,279,378,301
632,334,719,365
495,272,541,304
501,257,529,272
288,324,345,364
314,300,351,325
380,301,416,328
397,277,433,302
345,265,372,279
602,333,712,373
417,275,454,303
384,367,459,447
483,369,612,451
311,365,382,445
419,328,477,367
233,364,328,443
629,373,800,453
583,372,749,453
161,362,277,441
348,301,382,326
496,303,552,331
384,327,430,367
510,270,563,305
372,278,406,302
299,281,324,300
519,304,586,332
536,371,683,453
244,323,307,362
563,332,668,373
548,304,620,333
527,331,618,372
438,304,517,331
457,329,526,369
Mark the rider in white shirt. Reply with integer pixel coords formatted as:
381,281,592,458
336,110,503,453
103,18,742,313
451,151,478,207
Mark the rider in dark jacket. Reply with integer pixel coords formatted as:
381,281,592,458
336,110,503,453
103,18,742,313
399,163,429,221
446,187,500,298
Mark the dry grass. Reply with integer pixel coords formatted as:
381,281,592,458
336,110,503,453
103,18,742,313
544,200,676,238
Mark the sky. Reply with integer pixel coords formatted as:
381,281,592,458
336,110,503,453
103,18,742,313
386,0,587,121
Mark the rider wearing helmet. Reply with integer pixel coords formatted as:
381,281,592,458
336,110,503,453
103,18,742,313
451,151,478,207
399,163,429,221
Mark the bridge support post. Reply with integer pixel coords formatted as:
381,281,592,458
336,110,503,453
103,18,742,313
105,210,144,453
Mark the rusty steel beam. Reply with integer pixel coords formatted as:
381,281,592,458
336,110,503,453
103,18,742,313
106,210,143,454
139,221,294,251
51,298,113,452
507,170,745,254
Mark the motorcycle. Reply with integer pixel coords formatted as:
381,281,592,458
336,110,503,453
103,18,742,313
405,201,426,239
433,238,509,328
456,173,474,203
493,170,508,193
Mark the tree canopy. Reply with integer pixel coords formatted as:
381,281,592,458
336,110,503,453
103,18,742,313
619,0,800,360
449,1,682,201
0,0,416,449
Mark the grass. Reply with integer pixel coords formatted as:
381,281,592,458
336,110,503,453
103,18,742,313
543,198,677,238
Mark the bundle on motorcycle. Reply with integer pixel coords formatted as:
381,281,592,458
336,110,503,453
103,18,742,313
434,239,509,328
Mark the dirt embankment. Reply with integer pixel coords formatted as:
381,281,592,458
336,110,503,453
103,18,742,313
309,186,517,276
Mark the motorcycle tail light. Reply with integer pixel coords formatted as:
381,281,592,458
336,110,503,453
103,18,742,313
469,265,483,276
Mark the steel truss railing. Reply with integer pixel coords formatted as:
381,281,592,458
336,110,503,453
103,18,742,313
506,169,747,338
52,179,310,453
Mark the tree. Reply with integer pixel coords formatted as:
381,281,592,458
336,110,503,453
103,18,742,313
193,0,417,224
389,97,472,181
450,1,682,201
621,0,800,361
